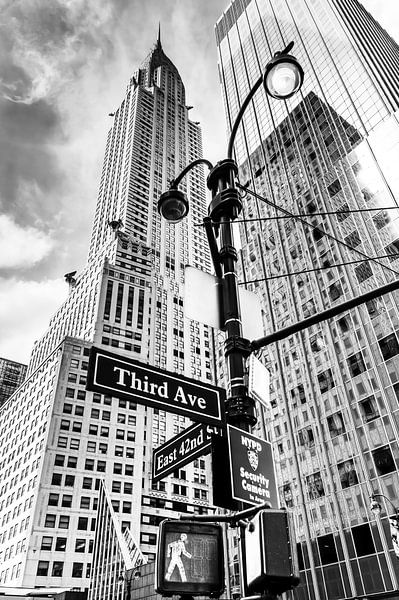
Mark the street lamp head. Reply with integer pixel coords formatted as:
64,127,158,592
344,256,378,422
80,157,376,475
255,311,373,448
370,496,382,517
263,52,304,100
158,188,189,223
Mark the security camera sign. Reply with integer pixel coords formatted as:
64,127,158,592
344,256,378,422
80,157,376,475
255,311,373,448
227,425,278,507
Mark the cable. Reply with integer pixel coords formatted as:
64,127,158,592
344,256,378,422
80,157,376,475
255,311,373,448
236,183,399,279
239,252,399,285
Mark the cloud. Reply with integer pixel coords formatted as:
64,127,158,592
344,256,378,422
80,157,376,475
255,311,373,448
0,276,66,363
0,214,54,269
0,0,115,104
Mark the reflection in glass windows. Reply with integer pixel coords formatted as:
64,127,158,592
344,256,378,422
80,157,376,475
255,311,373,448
338,459,358,488
306,472,325,499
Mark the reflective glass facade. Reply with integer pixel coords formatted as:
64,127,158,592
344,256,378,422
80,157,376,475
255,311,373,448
216,1,399,599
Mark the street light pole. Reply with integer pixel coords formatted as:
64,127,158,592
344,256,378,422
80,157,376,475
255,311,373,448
158,43,304,432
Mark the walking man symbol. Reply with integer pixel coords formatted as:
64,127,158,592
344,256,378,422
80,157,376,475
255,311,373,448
165,533,192,582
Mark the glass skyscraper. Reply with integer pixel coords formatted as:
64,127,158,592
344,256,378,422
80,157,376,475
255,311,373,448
0,35,215,590
216,1,399,599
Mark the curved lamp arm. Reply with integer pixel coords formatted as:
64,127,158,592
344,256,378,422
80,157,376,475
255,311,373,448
370,493,399,516
227,41,300,160
227,75,263,160
170,158,214,188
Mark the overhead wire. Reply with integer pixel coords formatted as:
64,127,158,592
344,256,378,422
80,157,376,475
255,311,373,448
235,182,399,279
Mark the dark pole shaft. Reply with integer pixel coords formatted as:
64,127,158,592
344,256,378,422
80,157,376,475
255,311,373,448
219,216,249,431
206,159,256,431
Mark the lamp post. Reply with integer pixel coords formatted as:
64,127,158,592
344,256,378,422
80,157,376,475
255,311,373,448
370,494,399,559
158,42,304,432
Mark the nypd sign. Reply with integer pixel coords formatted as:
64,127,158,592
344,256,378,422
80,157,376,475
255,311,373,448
87,347,225,426
227,425,278,507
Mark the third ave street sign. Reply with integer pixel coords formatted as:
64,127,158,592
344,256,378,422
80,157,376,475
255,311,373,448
87,347,225,426
152,422,225,483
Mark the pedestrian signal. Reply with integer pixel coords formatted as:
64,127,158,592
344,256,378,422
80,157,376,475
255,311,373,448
244,509,300,595
155,520,225,596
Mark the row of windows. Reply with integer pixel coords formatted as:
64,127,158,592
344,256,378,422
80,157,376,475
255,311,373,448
37,560,90,578
41,535,93,553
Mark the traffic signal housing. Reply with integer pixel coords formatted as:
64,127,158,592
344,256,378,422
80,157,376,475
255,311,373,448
244,509,300,595
156,520,225,597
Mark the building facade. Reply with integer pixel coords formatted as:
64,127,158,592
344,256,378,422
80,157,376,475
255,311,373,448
0,35,216,590
0,357,27,407
216,1,399,599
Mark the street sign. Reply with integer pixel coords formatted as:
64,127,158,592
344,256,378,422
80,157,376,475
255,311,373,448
155,520,224,597
152,423,225,483
86,347,225,426
248,354,271,410
185,266,263,339
227,425,278,507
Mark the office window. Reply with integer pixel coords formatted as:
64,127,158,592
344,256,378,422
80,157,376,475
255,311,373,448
89,424,98,435
379,333,399,361
51,473,62,486
372,446,396,475
57,436,68,448
75,539,86,553
97,460,106,472
385,239,399,262
59,515,70,529
77,517,88,530
124,482,133,494
318,369,335,393
317,534,338,564
67,456,77,468
65,475,75,487
112,481,121,493
48,493,59,506
82,477,92,490
352,524,375,556
85,459,95,471
72,422,82,433
41,536,52,551
70,438,80,450
75,405,84,416
72,562,84,577
359,396,378,422
36,561,49,576
327,412,345,437
306,472,324,499
355,261,372,283
62,495,72,508
327,179,341,197
298,427,314,446
115,446,123,457
55,537,67,551
87,441,96,453
125,465,134,476
54,454,65,467
347,352,366,377
338,459,358,488
80,497,90,509
122,501,132,513
114,463,123,474
44,514,56,528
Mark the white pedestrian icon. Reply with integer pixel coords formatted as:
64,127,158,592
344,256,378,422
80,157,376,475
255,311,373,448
165,533,192,582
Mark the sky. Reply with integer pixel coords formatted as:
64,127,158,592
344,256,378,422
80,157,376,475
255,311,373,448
0,0,398,365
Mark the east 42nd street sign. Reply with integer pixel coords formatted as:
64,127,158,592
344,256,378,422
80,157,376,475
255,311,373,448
152,422,225,483
86,347,225,426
